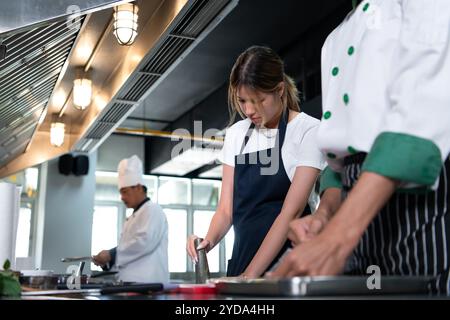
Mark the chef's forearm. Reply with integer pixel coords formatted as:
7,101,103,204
314,187,342,222
323,172,398,251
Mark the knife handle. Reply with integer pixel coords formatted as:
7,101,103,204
100,283,163,295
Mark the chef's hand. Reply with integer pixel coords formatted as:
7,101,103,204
268,173,395,278
288,214,328,246
186,235,212,264
92,250,111,267
266,230,353,278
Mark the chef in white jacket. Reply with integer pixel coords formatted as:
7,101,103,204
270,0,450,294
93,155,169,284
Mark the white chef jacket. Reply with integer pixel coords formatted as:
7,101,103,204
317,0,450,189
116,200,169,283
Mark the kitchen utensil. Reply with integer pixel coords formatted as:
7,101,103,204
99,283,163,295
76,261,85,277
173,283,217,294
90,270,118,278
21,283,164,296
61,256,92,262
19,270,58,290
21,289,100,296
56,261,90,289
194,238,210,284
215,275,433,296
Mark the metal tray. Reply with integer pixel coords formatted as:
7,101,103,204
214,276,432,297
21,283,164,296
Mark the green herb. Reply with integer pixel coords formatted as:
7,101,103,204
3,259,11,271
0,259,21,297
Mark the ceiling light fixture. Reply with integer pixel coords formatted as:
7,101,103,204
50,114,65,147
73,68,92,110
113,3,139,46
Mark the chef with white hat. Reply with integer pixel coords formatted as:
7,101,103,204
93,155,169,284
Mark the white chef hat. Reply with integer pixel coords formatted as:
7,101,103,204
117,155,144,189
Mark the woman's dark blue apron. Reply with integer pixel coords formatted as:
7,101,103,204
227,111,310,276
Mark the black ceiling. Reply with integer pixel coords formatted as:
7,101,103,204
132,0,353,174
128,0,351,125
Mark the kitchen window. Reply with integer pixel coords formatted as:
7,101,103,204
158,177,190,205
193,210,219,272
1,167,40,260
15,207,32,258
94,171,231,278
164,209,187,272
192,179,220,207
90,205,119,271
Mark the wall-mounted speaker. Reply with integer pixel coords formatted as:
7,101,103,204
72,155,89,176
58,154,89,176
58,154,74,175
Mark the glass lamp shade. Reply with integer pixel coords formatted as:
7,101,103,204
50,122,65,147
73,78,92,110
113,3,139,46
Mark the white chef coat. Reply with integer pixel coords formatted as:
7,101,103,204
116,200,169,283
317,0,450,188
219,112,326,180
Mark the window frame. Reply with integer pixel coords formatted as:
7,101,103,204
93,172,230,278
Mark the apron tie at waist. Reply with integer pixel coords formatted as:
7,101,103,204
343,152,367,165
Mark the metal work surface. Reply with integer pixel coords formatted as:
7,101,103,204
213,276,433,297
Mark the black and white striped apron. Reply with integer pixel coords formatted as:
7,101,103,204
342,153,450,295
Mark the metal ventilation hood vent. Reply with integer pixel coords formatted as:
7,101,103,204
0,0,133,35
73,0,237,153
0,0,238,178
0,16,85,168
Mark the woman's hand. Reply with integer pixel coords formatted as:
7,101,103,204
186,235,212,264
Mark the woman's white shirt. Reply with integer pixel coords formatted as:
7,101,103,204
219,112,326,181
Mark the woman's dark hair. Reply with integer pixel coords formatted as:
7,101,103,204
228,46,300,125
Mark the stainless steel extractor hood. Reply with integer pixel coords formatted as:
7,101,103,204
0,0,238,178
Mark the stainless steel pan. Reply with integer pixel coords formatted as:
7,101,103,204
61,256,92,263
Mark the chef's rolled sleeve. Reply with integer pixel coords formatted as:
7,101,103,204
362,132,442,186
319,165,342,195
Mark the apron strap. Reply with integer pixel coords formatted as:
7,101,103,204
277,109,289,149
239,122,256,154
238,110,290,155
